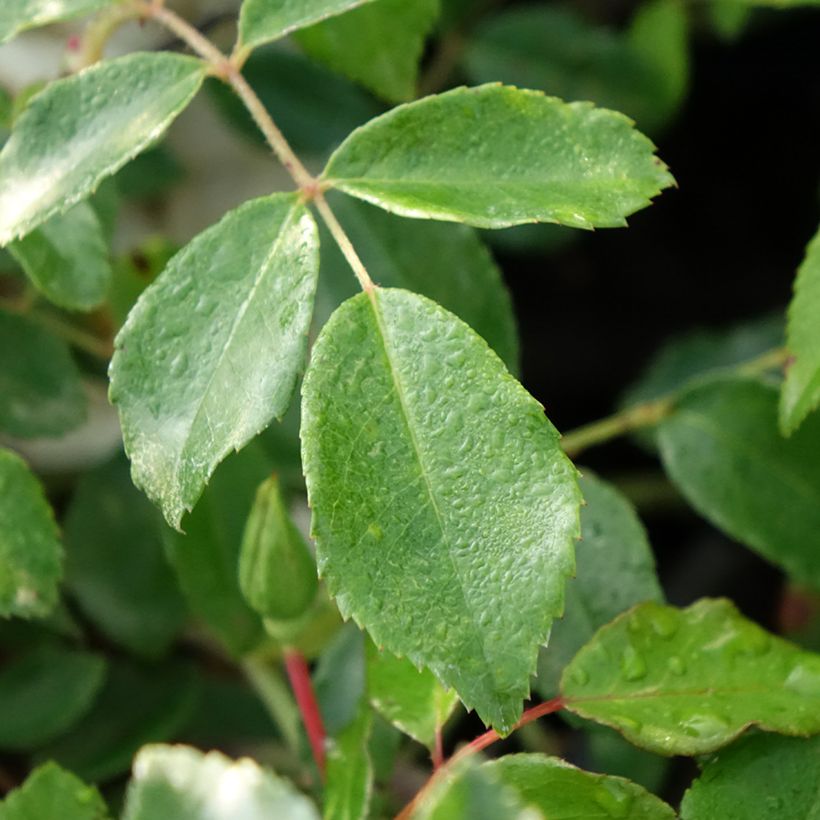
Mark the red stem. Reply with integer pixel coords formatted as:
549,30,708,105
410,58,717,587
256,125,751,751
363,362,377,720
395,696,565,820
432,726,445,771
284,649,327,778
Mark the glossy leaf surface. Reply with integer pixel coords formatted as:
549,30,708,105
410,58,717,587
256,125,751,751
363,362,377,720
0,645,106,750
0,449,62,618
658,378,820,588
323,84,674,229
315,195,519,372
122,745,319,820
0,762,108,820
782,225,820,433
111,194,318,528
0,311,86,438
680,733,820,819
239,0,377,48
536,472,663,697
0,0,113,44
0,53,206,244
302,288,580,731
563,598,820,755
295,0,439,102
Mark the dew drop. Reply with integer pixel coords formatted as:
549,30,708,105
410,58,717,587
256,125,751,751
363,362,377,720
614,714,642,733
785,662,820,698
571,667,589,686
621,645,647,681
649,608,679,639
667,655,686,676
593,781,634,818
681,713,730,741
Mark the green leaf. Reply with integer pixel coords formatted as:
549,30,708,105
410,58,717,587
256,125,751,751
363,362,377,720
0,645,106,750
295,0,440,103
8,201,111,311
366,641,459,747
302,287,581,731
0,52,206,244
239,0,378,49
562,598,820,756
315,623,366,735
239,474,318,621
484,753,676,820
41,660,200,783
0,448,62,618
782,225,820,433
162,446,269,656
0,311,86,438
535,472,663,698
323,84,674,230
0,762,109,820
123,745,320,820
324,706,373,820
63,454,187,658
0,0,114,44
315,194,519,372
680,733,820,819
657,377,820,588
111,193,319,529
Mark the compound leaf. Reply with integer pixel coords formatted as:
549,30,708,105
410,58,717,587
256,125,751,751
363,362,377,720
657,378,820,589
302,288,580,732
0,449,62,619
322,84,674,229
782,224,820,434
562,598,820,756
0,52,206,244
0,0,114,44
110,194,319,529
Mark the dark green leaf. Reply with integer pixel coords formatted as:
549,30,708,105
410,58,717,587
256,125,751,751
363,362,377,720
658,378,820,588
295,0,440,103
0,311,86,438
563,598,820,755
324,706,373,820
0,0,113,44
0,53,206,244
315,194,519,372
0,762,108,820
535,472,663,698
302,288,580,731
122,745,320,820
111,194,319,528
0,448,62,618
0,645,106,750
63,454,187,658
315,623,366,735
323,85,674,229
9,201,111,311
680,733,820,819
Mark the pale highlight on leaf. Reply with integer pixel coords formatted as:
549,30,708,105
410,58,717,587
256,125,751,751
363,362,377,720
0,0,113,44
0,53,206,245
302,288,580,731
110,194,319,529
563,598,820,756
782,225,820,434
323,84,674,229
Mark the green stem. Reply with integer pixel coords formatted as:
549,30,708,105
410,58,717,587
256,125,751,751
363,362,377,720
76,1,144,69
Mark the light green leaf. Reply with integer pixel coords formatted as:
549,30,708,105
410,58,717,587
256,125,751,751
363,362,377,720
302,287,581,731
782,225,820,433
110,193,319,529
162,446,269,656
366,641,459,747
680,733,820,819
0,762,108,820
562,598,820,755
9,201,110,311
0,449,62,619
485,754,676,820
239,0,378,49
63,455,187,658
324,707,373,820
0,311,86,438
295,0,440,103
0,645,106,750
323,84,674,229
315,194,519,372
123,745,320,820
535,472,663,698
657,377,820,588
0,0,114,44
0,52,206,245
